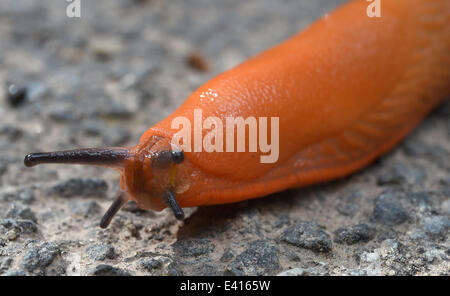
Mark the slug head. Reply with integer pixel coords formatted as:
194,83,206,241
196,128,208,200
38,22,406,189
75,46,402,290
23,135,189,228
122,135,190,214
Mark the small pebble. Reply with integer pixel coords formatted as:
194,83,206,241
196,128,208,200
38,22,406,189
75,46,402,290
186,51,210,72
6,203,37,223
140,258,162,271
279,221,332,252
334,223,376,245
21,242,60,274
86,244,117,261
220,248,235,263
90,264,130,276
172,239,214,258
371,190,409,226
6,84,27,107
229,240,280,276
421,216,450,240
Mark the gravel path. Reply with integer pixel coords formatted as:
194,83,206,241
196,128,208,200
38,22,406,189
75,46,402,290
0,0,448,275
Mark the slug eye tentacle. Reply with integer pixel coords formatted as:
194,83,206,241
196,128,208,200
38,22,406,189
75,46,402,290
164,189,185,220
100,192,129,229
150,149,184,168
171,150,184,164
24,148,129,168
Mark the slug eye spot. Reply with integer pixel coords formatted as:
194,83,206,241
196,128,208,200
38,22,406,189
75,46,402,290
150,149,184,168
171,150,184,164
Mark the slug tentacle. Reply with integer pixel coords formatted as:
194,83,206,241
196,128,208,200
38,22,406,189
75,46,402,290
24,148,130,168
100,192,129,229
164,189,185,220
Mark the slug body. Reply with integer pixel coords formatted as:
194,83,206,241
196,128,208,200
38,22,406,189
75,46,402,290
25,0,450,226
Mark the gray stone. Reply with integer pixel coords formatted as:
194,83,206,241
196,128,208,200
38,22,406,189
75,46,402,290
49,178,108,198
6,203,37,223
371,190,409,226
172,239,215,258
377,163,426,186
6,83,28,107
421,216,450,240
0,257,12,272
220,248,234,262
0,125,23,141
229,240,280,275
336,192,361,217
167,262,183,276
140,258,162,271
90,264,131,276
0,219,38,235
86,244,117,261
280,221,332,252
334,223,376,245
16,188,36,204
21,242,60,274
1,188,35,204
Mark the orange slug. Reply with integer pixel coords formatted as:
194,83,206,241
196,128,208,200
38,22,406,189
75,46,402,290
24,0,449,228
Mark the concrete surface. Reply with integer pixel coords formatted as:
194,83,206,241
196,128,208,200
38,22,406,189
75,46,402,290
0,0,448,275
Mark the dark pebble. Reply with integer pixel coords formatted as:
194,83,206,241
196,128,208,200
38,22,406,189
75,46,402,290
229,240,280,275
408,192,433,206
336,192,362,217
6,203,37,223
421,216,450,240
0,257,12,272
371,190,409,226
0,125,23,141
6,83,28,107
1,188,35,204
220,248,234,262
90,264,131,276
49,178,108,198
172,239,215,258
21,242,60,273
167,262,183,276
279,221,332,252
140,258,162,271
333,223,376,245
377,163,426,186
0,219,38,234
86,244,117,261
